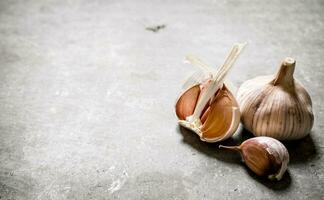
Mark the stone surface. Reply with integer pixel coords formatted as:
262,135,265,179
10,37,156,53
0,0,323,199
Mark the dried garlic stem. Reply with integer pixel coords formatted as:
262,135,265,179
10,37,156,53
190,42,247,120
219,145,241,152
273,57,295,87
186,55,217,75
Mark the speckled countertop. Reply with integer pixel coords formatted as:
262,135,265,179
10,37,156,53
0,0,323,199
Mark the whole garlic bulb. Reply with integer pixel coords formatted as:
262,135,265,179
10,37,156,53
175,43,247,142
219,136,289,181
237,58,314,140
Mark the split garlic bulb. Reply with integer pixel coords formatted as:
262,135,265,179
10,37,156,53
237,58,314,140
175,43,246,142
219,136,289,181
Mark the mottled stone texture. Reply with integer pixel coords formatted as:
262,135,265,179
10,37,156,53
0,0,323,199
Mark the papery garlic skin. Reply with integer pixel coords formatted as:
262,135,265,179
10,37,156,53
237,58,314,140
219,136,289,181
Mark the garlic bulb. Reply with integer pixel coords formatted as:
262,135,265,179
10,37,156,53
175,43,246,142
237,58,314,140
219,136,289,181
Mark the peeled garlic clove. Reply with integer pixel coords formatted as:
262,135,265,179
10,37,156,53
175,43,246,142
237,58,314,140
219,136,289,181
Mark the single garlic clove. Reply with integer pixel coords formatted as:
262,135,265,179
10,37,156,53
219,136,289,181
199,84,240,142
175,84,200,120
237,58,314,140
175,43,247,142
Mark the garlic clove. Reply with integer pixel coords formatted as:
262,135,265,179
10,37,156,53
200,85,240,142
175,43,247,142
237,58,314,140
219,136,289,181
175,84,200,120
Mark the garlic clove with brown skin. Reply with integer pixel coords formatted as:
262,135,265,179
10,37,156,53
175,43,246,142
219,136,289,181
237,58,314,140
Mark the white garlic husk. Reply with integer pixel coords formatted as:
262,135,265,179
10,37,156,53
237,58,314,140
219,136,289,180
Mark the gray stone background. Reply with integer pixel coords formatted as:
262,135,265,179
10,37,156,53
0,0,323,199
